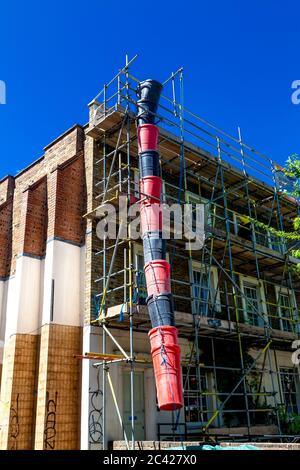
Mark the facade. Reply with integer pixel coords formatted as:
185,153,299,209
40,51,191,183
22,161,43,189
0,65,300,450
0,126,85,449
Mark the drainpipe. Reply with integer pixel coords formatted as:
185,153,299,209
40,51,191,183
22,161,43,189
136,80,183,411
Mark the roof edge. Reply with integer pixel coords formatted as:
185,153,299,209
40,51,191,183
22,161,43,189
43,123,83,151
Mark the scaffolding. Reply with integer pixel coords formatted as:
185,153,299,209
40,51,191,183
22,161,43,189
84,55,300,448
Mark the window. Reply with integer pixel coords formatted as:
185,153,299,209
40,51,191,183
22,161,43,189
268,233,286,254
240,276,267,327
231,212,239,236
269,233,280,252
244,284,261,326
255,225,269,247
237,216,286,254
192,269,209,316
50,279,55,322
276,286,298,333
190,262,221,316
237,217,253,242
254,225,286,254
186,193,213,230
182,367,210,424
280,368,300,415
279,293,294,332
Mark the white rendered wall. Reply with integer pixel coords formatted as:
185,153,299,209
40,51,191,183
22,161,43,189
42,239,84,327
3,238,84,341
4,256,44,339
81,325,119,450
144,368,157,439
80,327,188,447
80,325,92,450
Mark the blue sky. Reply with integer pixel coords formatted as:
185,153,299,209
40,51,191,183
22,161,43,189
0,0,299,178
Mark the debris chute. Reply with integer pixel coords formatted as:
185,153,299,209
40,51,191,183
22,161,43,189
136,80,183,411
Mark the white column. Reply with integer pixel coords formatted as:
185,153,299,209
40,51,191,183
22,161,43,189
106,361,123,443
80,325,92,450
42,240,83,326
4,256,44,340
145,368,157,440
80,326,106,450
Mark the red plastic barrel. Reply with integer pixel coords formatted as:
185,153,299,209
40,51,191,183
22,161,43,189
149,326,183,410
140,176,162,203
138,124,159,152
144,260,171,296
140,202,162,234
148,325,178,347
129,194,139,205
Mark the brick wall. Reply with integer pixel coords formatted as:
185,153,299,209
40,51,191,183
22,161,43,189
22,178,48,257
0,176,15,205
34,324,81,450
50,156,86,245
0,198,13,278
83,136,99,324
0,334,39,450
8,125,85,274
0,124,86,450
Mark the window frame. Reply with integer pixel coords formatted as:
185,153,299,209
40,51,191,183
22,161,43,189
279,367,300,415
267,231,286,254
275,285,298,333
232,212,239,236
190,260,221,316
182,366,215,425
239,275,268,327
185,192,213,229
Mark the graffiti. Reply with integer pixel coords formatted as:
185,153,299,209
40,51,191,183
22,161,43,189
89,370,103,445
9,394,19,450
44,391,58,450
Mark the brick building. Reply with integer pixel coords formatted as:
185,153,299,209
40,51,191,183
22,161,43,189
0,64,300,449
0,126,85,449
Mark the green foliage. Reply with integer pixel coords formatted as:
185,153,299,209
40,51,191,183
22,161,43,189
289,415,300,434
294,217,300,231
284,154,300,199
239,215,300,242
283,155,300,275
278,405,300,434
238,155,300,276
291,250,300,259
286,154,300,177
